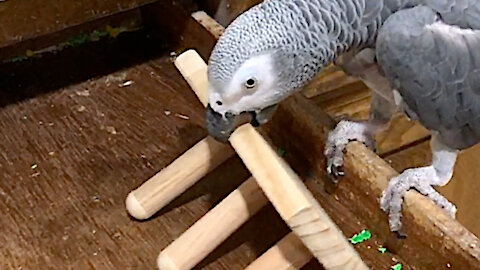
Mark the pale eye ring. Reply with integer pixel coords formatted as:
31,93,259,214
245,78,257,89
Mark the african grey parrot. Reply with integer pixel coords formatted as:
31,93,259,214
205,0,480,233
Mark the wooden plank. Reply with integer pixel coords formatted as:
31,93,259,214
384,140,480,238
303,69,359,99
263,94,480,269
0,0,159,49
0,9,143,63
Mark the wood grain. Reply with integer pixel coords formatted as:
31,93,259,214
244,232,312,270
385,140,480,238
127,136,234,220
176,50,368,270
0,0,157,49
158,177,268,270
0,7,292,268
260,93,480,270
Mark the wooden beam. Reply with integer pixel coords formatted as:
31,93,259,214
157,177,268,270
262,93,480,269
385,140,480,239
126,136,234,220
0,0,157,49
244,232,312,270
174,49,368,270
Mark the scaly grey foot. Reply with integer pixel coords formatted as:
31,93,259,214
324,120,375,181
380,166,457,232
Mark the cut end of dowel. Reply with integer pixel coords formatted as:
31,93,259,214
126,192,149,220
174,50,209,106
157,252,179,270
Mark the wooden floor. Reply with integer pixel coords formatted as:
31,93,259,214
0,25,299,269
2,2,480,270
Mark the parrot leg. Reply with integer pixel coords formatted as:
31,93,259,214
325,90,396,180
326,50,398,180
380,135,458,232
324,120,377,179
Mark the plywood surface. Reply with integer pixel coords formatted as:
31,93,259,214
0,24,297,269
0,0,156,49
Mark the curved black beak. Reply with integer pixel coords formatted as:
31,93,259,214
206,104,278,142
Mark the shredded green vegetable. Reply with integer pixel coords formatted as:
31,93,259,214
349,229,372,245
391,263,403,270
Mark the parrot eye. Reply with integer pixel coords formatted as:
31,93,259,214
245,78,257,89
216,101,223,106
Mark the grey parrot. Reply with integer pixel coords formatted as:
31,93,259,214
205,0,480,233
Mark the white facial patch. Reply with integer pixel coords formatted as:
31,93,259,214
209,54,279,116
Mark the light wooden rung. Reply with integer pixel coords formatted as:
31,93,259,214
126,47,234,220
173,49,369,270
157,177,268,270
244,232,313,270
126,136,234,220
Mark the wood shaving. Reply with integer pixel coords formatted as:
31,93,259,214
175,113,189,120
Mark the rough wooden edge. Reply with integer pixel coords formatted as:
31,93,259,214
0,0,157,49
344,142,480,265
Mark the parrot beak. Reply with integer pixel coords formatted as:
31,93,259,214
206,104,278,142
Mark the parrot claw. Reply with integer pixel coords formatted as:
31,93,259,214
380,166,457,232
324,120,375,181
326,156,345,182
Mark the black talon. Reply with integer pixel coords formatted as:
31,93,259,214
393,229,407,239
329,165,345,182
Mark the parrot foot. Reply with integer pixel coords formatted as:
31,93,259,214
324,120,375,181
380,166,457,232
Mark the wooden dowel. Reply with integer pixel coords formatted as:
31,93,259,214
174,50,369,270
126,45,233,220
126,136,234,220
244,232,312,270
231,124,367,270
157,177,268,270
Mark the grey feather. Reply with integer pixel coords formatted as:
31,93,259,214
377,6,480,149
208,0,391,96
208,0,480,149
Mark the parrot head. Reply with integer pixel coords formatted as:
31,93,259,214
206,51,285,142
205,2,324,142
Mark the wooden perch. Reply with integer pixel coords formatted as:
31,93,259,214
157,178,267,270
244,232,312,270
126,136,234,220
126,43,235,220
173,49,369,270
260,93,480,269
